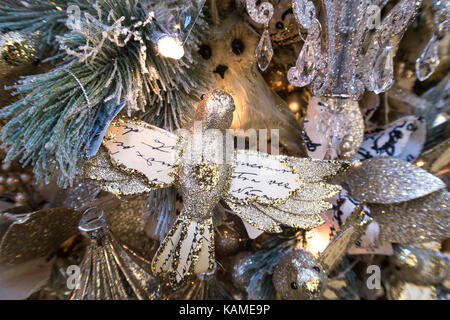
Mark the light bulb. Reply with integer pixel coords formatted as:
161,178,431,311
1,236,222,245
305,228,330,257
156,35,185,60
289,101,300,113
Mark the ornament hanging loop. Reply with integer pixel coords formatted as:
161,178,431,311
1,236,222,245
79,207,109,240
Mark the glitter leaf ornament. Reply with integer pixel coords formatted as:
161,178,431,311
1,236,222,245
369,189,450,243
0,208,81,264
93,89,348,287
344,157,446,204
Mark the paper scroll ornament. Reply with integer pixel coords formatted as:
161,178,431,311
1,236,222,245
355,116,426,162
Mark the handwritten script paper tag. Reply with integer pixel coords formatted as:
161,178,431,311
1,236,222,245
227,150,302,204
103,119,178,186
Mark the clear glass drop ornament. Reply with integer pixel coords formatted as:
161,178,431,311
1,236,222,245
256,28,273,71
416,34,440,81
370,40,394,94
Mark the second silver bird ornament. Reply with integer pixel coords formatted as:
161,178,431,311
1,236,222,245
87,90,348,287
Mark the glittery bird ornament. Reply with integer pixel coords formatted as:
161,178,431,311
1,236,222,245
87,89,348,287
273,206,372,299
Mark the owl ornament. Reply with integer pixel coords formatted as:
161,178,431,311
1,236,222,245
198,17,304,155
273,206,372,299
87,90,348,287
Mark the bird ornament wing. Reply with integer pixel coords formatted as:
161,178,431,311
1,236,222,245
85,116,179,195
223,149,348,233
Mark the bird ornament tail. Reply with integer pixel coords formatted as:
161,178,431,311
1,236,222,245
151,214,215,287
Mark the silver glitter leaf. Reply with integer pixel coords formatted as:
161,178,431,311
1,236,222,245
345,157,446,204
369,189,450,243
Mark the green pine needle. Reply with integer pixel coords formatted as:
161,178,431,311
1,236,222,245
0,0,211,186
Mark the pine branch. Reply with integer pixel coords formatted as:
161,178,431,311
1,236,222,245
0,0,211,186
0,1,94,49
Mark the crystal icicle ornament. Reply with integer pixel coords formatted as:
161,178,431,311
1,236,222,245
416,34,440,81
255,29,273,71
69,208,160,300
287,33,321,87
370,40,395,94
177,0,207,42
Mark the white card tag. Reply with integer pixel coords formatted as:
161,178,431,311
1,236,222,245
103,119,178,186
228,150,302,204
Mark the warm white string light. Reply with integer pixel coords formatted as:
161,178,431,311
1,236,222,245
156,34,185,60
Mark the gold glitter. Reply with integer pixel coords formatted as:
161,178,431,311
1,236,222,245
254,203,326,229
0,31,39,66
345,157,445,204
287,157,350,183
304,279,322,295
226,201,283,233
0,208,81,264
84,147,154,196
319,206,372,272
294,182,341,201
370,189,450,243
192,162,220,191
